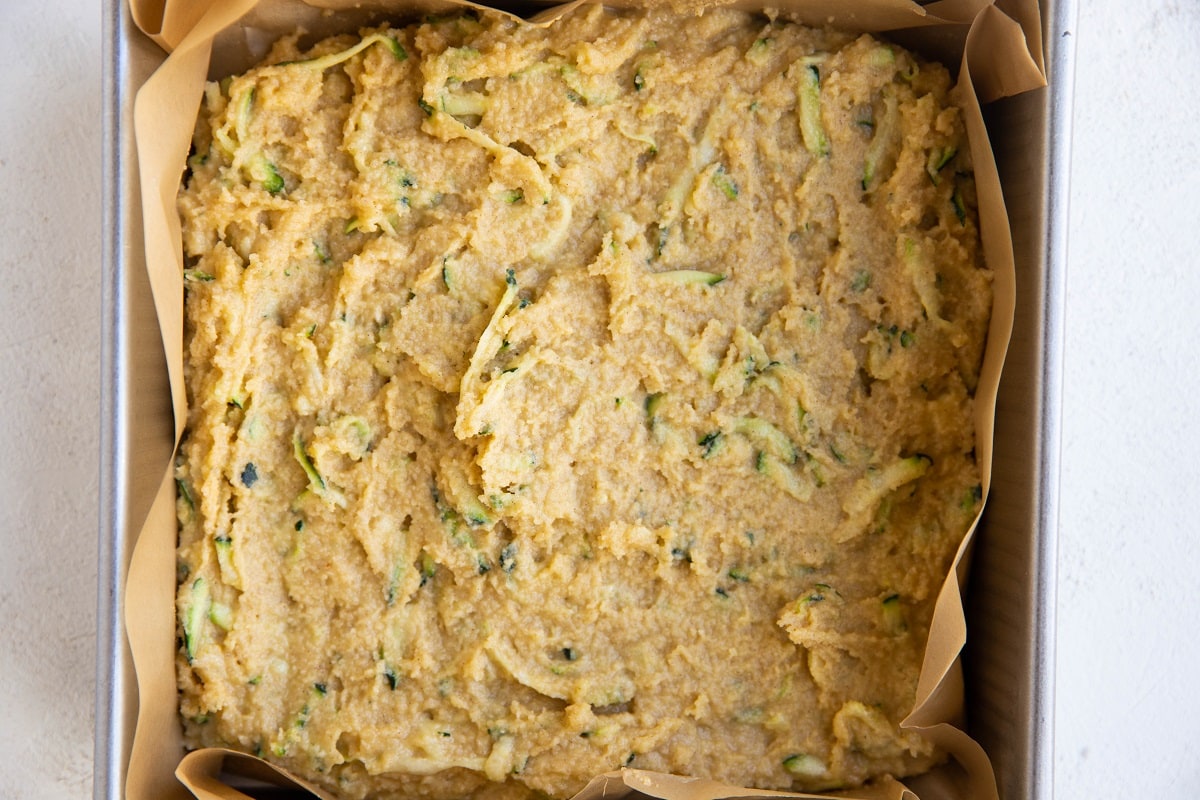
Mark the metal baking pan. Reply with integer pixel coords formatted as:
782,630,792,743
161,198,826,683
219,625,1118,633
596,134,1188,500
98,1,173,797
95,0,1076,796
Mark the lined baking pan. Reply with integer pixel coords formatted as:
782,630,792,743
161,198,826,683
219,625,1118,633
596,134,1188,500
96,0,1076,796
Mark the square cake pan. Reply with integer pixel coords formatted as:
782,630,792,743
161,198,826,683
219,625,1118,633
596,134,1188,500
96,1,1076,797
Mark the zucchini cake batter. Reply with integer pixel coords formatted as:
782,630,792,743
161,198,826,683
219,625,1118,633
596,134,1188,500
175,5,989,798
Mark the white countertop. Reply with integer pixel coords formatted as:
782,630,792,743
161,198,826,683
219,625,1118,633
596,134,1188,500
1,0,1197,797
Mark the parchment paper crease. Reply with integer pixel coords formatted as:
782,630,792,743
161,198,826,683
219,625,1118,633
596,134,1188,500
123,1,1046,797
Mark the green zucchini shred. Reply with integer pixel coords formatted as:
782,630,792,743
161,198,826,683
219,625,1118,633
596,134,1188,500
183,577,211,662
262,162,284,194
698,430,724,458
385,562,403,606
868,45,896,68
653,269,726,286
747,37,772,66
177,478,195,511
881,593,907,634
926,145,957,183
734,417,796,464
644,392,665,428
209,601,234,631
952,184,967,223
418,551,437,586
783,753,826,777
862,91,899,191
499,543,518,574
292,434,326,491
289,32,407,72
797,65,829,157
711,166,739,200
960,483,983,511
441,91,487,117
292,432,346,506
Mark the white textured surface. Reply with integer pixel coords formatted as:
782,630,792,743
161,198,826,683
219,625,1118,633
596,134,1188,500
0,1,1198,798
1055,0,1200,796
0,1,102,798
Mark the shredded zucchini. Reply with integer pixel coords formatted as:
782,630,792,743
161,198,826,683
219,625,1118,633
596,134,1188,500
797,65,829,157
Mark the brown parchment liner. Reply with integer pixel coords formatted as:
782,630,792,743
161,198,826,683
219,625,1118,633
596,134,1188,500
123,1,1045,797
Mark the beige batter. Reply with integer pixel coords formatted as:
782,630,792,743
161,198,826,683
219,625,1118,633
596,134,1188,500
175,6,990,799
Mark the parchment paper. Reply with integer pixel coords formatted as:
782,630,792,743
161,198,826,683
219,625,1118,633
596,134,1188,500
123,1,1046,797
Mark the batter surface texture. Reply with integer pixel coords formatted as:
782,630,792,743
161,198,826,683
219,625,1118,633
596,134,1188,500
175,6,989,798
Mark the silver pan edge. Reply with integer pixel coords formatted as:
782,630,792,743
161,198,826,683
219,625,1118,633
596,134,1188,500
95,2,1077,795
